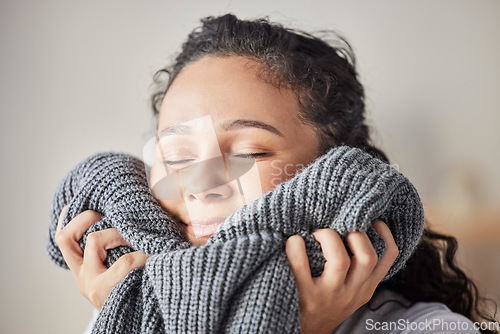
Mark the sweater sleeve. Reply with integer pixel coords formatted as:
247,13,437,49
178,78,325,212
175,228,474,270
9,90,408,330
92,268,166,334
48,146,425,333
47,152,188,269
136,146,425,333
144,232,300,333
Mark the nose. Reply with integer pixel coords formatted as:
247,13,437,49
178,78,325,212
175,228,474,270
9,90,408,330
186,183,233,202
180,156,234,202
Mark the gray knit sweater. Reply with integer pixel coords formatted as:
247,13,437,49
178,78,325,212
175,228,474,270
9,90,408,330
47,146,424,333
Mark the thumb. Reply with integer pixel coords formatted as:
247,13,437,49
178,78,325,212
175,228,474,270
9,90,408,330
286,235,313,291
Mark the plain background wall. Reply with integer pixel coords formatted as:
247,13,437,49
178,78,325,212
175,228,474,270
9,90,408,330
1,1,499,333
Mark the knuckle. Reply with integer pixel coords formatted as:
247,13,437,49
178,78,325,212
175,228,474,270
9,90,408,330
285,236,301,253
81,210,102,223
54,229,69,247
313,228,337,241
361,250,379,267
54,230,62,245
118,253,135,268
331,256,350,272
386,243,400,260
86,231,102,248
322,228,338,239
86,287,99,306
290,258,309,272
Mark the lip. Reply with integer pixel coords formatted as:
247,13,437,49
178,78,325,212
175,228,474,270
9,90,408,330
186,217,226,238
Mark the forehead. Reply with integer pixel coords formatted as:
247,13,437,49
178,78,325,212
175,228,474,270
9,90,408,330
158,56,301,130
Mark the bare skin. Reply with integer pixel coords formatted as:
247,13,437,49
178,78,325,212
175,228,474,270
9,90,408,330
286,221,398,333
153,56,321,246
54,56,399,332
55,206,149,311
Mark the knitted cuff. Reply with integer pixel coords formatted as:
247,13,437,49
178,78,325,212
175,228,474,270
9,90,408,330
47,153,186,269
48,146,424,280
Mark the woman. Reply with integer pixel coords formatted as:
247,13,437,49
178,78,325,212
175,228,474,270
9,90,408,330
53,14,497,333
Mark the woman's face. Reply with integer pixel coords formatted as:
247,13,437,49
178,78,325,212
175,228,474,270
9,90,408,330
151,56,320,245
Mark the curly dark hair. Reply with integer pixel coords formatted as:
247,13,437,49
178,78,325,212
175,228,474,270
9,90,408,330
151,13,498,332
151,14,385,161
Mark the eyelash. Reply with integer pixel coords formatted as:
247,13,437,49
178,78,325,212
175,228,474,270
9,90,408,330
230,152,268,159
162,153,268,166
162,158,195,166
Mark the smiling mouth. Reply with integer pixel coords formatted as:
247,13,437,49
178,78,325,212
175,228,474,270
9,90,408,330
186,217,226,237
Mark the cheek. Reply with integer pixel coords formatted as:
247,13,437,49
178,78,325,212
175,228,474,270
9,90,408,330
256,160,306,193
149,163,163,186
254,161,287,194
157,198,189,223
234,161,265,202
149,162,188,222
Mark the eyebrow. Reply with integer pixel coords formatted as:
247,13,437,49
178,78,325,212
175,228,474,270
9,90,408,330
158,123,192,137
221,119,284,137
158,119,284,137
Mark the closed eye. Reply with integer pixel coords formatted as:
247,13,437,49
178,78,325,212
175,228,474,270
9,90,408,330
163,153,268,167
231,153,268,159
163,158,196,166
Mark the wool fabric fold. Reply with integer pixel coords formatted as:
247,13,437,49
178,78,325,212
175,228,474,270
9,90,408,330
47,145,424,333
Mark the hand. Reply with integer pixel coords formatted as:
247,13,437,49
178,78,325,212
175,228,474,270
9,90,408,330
285,220,399,333
55,205,149,310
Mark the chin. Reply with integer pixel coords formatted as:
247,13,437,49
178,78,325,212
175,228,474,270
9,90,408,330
187,234,211,246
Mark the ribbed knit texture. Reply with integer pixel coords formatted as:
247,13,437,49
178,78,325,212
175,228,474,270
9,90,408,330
47,146,424,333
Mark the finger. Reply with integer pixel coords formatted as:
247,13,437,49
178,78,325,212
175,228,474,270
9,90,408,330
56,205,69,233
105,251,149,284
55,210,102,272
83,228,131,271
312,229,350,287
344,231,378,287
286,235,313,291
369,220,399,284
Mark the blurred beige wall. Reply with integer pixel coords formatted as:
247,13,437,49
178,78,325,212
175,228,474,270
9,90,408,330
1,0,499,333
